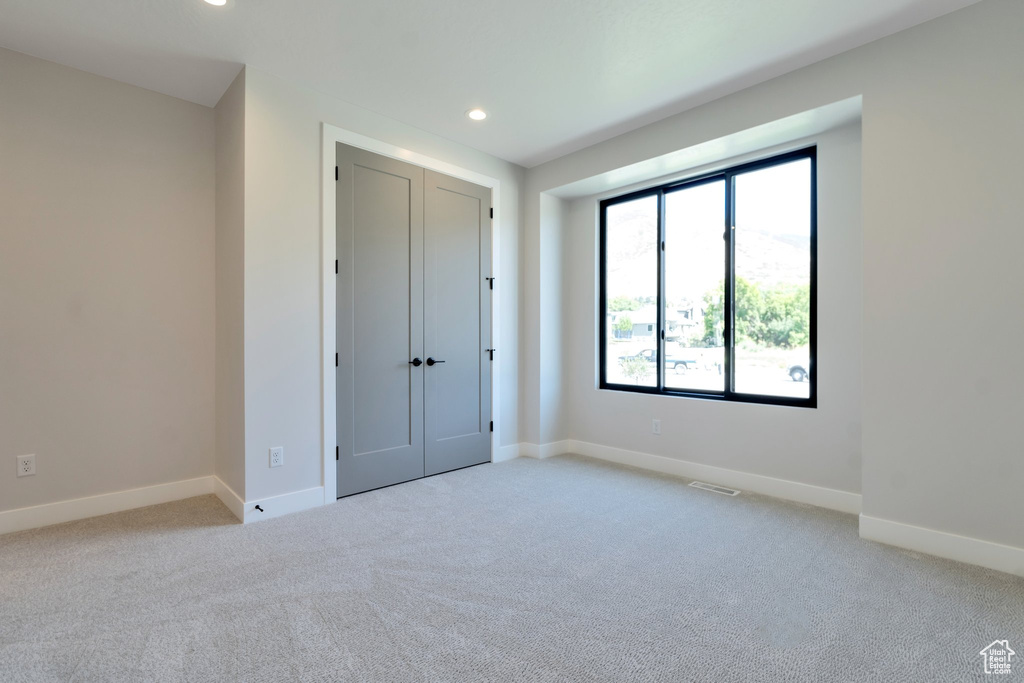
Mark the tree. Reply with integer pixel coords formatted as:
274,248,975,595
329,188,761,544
609,296,639,312
759,284,809,347
621,355,651,384
615,315,633,337
702,286,724,347
702,278,809,349
733,277,765,343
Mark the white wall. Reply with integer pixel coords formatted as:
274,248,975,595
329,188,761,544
241,67,525,502
214,68,246,499
519,182,540,446
521,182,571,446
0,48,215,512
562,124,862,493
523,0,1024,551
538,193,568,445
857,6,1024,548
3,0,1020,562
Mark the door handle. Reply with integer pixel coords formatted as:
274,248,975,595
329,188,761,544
409,358,423,367
426,357,445,366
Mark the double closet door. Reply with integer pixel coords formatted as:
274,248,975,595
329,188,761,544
336,143,492,498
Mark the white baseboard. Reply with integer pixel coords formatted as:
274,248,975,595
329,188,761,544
539,440,572,459
243,486,324,524
488,440,1019,576
517,443,537,459
482,439,860,514
859,514,1024,577
0,475,216,536
493,444,520,463
516,441,570,460
566,439,862,515
0,475,327,534
214,477,245,522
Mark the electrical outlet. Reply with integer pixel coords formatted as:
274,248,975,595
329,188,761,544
269,447,284,468
17,454,36,477
652,419,661,436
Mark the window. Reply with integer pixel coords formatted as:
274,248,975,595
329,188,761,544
599,147,816,407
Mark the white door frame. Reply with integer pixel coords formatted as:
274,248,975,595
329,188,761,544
320,123,503,503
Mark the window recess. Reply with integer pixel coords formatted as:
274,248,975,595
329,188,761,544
599,147,816,408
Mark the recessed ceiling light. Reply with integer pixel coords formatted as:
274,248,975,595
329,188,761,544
204,0,227,6
466,109,487,121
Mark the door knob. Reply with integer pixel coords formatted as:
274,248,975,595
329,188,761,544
409,358,423,367
426,357,445,366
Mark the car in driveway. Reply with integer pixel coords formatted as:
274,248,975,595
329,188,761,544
788,364,809,382
619,348,698,371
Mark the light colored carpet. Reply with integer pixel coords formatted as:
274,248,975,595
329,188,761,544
1,454,1021,682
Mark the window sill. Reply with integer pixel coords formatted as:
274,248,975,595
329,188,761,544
598,383,816,409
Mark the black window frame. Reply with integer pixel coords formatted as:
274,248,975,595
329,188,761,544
598,146,817,409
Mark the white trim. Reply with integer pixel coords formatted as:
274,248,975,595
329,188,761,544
214,477,245,522
493,444,520,463
518,443,539,459
514,441,571,460
516,444,540,458
0,476,215,536
859,514,1024,578
243,486,325,524
567,440,862,514
540,440,572,459
321,123,503,505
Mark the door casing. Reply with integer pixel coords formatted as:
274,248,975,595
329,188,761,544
323,128,501,502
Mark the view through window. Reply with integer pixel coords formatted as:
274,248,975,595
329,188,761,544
599,148,815,407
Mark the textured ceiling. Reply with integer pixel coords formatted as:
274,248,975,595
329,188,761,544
0,0,978,167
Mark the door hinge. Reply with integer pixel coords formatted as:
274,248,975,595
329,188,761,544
490,208,493,219
485,277,494,290
485,348,495,361
335,259,338,274
336,446,339,461
335,352,338,367
489,421,493,432
335,166,338,181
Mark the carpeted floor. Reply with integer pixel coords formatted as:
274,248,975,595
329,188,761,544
1,454,1021,682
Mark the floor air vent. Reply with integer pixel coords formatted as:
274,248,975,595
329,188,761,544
688,481,740,496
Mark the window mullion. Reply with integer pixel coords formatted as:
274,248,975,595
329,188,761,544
657,189,666,392
724,174,735,398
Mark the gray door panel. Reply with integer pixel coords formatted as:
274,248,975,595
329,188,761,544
336,143,424,497
423,170,492,476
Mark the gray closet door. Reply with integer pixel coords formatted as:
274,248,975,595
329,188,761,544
336,143,425,497
423,170,492,476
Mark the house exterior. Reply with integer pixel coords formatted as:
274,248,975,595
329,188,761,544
608,303,706,341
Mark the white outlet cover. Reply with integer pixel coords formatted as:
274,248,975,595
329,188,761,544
269,447,284,468
652,419,661,435
17,454,36,477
